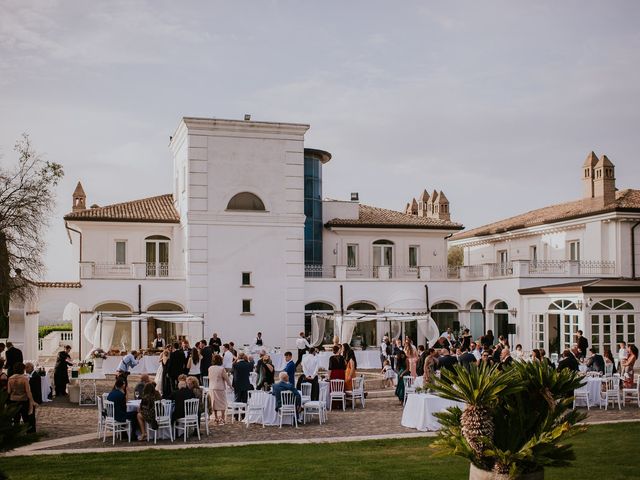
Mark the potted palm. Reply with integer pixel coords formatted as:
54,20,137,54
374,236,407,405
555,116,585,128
429,361,586,479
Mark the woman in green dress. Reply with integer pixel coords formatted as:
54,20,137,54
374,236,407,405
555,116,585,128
394,350,409,403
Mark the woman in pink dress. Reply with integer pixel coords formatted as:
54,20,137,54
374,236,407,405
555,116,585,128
404,337,418,378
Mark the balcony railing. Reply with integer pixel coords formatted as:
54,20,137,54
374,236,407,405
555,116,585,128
80,262,185,279
303,259,617,281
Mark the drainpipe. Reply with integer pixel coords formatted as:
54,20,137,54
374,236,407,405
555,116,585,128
138,284,142,350
632,221,640,279
482,283,487,334
65,221,83,262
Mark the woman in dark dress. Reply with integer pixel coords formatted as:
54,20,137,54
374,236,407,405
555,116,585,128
327,345,346,380
394,350,409,403
256,353,275,390
54,345,73,397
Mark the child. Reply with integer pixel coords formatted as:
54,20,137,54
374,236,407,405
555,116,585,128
381,359,395,388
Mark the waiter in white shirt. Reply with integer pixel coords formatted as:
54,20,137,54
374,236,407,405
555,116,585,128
297,347,320,400
295,331,311,368
152,330,166,349
222,344,235,371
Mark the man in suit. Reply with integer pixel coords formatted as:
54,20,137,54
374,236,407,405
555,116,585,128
107,377,138,438
499,347,514,371
25,363,42,405
576,330,589,360
170,380,195,423
557,349,579,372
199,340,213,379
437,348,458,373
5,342,23,377
283,351,296,388
416,345,428,377
232,352,253,403
458,348,477,371
168,342,185,390
272,371,301,414
209,333,222,354
586,347,605,374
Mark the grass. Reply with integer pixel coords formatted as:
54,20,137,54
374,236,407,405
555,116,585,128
2,422,638,480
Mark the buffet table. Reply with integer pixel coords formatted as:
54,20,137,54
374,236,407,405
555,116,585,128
40,375,52,403
401,393,464,431
78,371,107,406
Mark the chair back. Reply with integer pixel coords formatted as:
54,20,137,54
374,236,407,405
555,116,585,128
202,376,209,389
250,372,258,387
280,390,296,407
403,376,415,389
183,397,199,418
352,376,364,392
605,363,614,376
248,389,264,407
104,399,115,420
605,376,620,392
330,379,345,393
97,395,104,420
301,383,312,398
102,392,110,403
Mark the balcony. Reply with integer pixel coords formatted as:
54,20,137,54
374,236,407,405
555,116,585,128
304,260,617,281
79,262,185,280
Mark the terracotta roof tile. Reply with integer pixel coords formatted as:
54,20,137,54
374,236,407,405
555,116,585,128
326,204,463,230
36,282,82,288
454,189,640,240
64,194,179,223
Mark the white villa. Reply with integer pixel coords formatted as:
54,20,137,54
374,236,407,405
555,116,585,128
16,116,639,362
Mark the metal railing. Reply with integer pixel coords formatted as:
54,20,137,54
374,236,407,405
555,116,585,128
431,265,460,279
578,260,616,275
390,266,421,279
528,260,567,275
93,263,133,278
304,264,335,278
489,262,513,277
464,264,485,279
146,262,170,277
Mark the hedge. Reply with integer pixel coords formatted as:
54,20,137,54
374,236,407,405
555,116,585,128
38,323,72,338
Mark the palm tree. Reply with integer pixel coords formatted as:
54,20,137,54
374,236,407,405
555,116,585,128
430,364,521,458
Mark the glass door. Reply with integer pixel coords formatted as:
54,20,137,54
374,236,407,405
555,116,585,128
372,241,393,278
146,238,170,277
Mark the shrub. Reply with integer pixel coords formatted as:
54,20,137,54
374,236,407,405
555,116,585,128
38,323,72,338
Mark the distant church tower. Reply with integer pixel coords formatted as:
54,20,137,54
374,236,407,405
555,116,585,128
593,155,616,205
72,181,86,212
582,151,598,199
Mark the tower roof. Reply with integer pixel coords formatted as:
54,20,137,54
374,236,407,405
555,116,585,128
430,190,439,203
420,189,430,202
595,154,614,168
583,151,598,167
436,190,449,203
73,181,86,197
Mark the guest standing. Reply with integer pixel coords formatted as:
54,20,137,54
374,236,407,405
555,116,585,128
7,362,36,433
621,345,638,388
209,333,222,354
297,347,320,400
255,332,263,346
404,337,418,378
208,354,232,425
5,342,23,377
154,348,171,397
199,340,213,380
343,343,358,391
25,363,42,405
187,347,201,381
328,345,346,380
282,351,296,387
394,350,409,403
54,345,73,397
231,352,253,403
295,332,311,368
168,343,185,390
256,353,275,391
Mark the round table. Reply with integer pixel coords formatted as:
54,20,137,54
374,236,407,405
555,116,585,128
401,393,464,431
575,376,603,407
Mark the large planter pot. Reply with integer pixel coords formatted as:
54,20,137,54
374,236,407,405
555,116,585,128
469,464,544,480
93,357,104,370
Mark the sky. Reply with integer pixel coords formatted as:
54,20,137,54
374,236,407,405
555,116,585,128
1,1,639,281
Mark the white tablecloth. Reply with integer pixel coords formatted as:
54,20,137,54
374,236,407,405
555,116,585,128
304,350,381,370
102,355,161,374
401,393,464,431
127,399,141,413
575,377,603,407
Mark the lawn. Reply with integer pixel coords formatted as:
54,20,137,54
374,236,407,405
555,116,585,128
2,422,637,480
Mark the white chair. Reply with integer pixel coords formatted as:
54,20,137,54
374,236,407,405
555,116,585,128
245,390,265,428
403,376,416,406
300,383,312,405
103,399,131,445
147,399,174,443
278,390,298,428
604,363,614,377
573,384,590,410
225,401,247,423
249,372,258,388
346,376,365,410
201,390,210,436
174,398,201,442
329,379,345,411
622,374,640,407
96,395,105,438
601,376,621,410
303,399,326,424
202,376,209,389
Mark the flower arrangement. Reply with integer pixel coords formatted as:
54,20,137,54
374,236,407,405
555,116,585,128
89,348,107,359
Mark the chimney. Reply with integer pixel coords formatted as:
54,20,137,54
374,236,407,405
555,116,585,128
350,192,359,202
582,151,598,198
72,181,86,212
593,155,616,206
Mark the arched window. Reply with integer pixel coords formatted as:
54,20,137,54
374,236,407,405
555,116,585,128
548,300,578,310
431,302,459,336
494,301,509,310
591,299,634,310
347,302,377,348
305,302,335,346
492,301,509,339
468,302,484,339
347,301,377,311
226,192,266,211
147,302,184,312
145,235,170,277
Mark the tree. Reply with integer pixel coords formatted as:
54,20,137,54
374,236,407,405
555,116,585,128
448,245,464,267
0,134,63,337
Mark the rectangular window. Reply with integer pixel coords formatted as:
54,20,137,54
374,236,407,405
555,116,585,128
242,299,252,314
409,245,419,268
241,272,251,286
497,249,508,264
115,241,126,265
529,245,537,264
347,244,358,268
568,240,580,261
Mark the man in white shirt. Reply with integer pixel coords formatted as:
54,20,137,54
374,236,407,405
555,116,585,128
471,342,482,361
440,327,453,344
222,344,234,371
116,350,140,386
617,341,628,371
295,331,311,368
297,347,320,400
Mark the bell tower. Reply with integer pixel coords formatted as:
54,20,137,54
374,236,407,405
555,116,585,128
582,151,598,198
72,181,86,212
593,155,616,206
